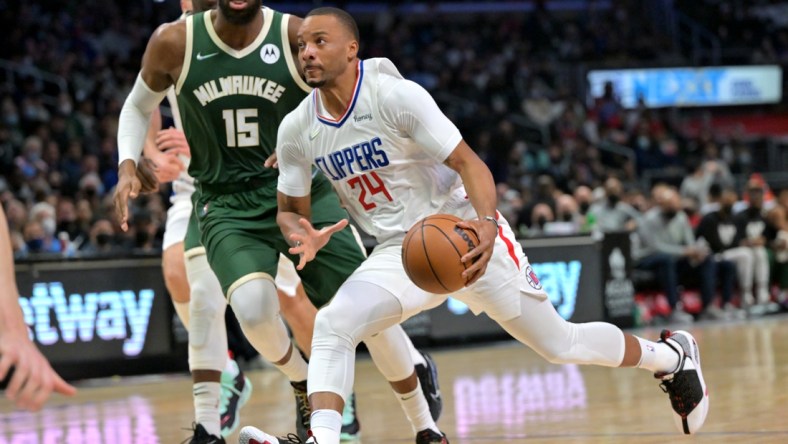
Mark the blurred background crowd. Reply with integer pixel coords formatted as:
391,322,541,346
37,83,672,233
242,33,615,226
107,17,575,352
2,0,788,323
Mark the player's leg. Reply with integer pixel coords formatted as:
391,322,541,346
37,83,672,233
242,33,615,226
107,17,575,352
173,202,251,441
276,254,316,356
463,214,708,435
196,191,313,438
242,242,449,444
297,193,444,436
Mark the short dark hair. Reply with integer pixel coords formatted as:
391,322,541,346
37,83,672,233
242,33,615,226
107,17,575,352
306,7,360,41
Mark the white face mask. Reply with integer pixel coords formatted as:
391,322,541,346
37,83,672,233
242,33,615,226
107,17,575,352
42,217,57,237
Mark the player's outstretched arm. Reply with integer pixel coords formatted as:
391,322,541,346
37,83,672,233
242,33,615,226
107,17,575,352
0,207,76,411
115,21,185,230
445,141,499,285
277,192,347,270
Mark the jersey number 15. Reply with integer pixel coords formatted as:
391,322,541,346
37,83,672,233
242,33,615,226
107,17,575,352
222,108,259,147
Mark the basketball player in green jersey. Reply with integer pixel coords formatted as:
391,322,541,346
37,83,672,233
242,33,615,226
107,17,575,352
114,1,441,442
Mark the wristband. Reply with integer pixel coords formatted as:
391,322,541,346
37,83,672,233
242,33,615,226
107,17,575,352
483,215,499,229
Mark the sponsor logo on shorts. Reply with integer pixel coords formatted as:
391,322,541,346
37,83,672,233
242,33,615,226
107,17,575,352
525,265,542,290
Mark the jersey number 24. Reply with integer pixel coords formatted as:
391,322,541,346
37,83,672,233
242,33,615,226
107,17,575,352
347,171,392,211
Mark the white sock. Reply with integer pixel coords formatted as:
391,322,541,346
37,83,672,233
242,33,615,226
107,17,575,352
397,382,440,434
174,301,190,330
193,382,221,437
275,345,309,382
223,357,238,376
635,336,680,374
309,409,342,444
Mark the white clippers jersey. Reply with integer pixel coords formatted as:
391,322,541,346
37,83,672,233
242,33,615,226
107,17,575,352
277,58,467,242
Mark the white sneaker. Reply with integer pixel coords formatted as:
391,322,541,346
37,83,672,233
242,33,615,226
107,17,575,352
239,427,307,444
655,330,710,434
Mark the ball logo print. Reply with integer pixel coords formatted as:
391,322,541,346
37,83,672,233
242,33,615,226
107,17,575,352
525,265,542,290
260,44,280,64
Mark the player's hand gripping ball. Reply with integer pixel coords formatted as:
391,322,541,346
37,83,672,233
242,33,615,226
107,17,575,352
402,214,479,294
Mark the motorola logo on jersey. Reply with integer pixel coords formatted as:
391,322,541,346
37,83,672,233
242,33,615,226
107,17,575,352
260,43,281,64
314,136,390,180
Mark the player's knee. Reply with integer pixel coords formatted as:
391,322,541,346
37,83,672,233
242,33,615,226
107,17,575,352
313,306,357,351
229,278,279,328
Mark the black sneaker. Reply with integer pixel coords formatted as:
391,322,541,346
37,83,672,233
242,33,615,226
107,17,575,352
415,351,442,420
656,329,710,434
340,391,361,440
415,429,449,444
290,380,311,440
185,423,225,444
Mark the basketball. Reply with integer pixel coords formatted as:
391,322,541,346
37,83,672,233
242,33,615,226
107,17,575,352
402,214,480,294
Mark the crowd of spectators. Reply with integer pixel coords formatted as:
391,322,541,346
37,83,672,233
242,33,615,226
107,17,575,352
1,1,788,321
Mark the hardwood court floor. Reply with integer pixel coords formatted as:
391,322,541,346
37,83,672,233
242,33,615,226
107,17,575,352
2,315,787,443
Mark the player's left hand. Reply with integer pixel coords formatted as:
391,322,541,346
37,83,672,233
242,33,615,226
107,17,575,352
457,217,498,285
288,218,349,270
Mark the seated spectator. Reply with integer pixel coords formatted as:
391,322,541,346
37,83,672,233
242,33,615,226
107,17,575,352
80,218,119,255
634,187,731,323
516,174,557,233
695,187,752,319
588,177,640,233
734,180,778,314
766,189,788,307
524,203,555,238
680,157,713,208
20,219,61,256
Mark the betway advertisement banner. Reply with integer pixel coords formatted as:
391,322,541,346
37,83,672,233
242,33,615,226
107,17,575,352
587,65,783,108
14,258,181,378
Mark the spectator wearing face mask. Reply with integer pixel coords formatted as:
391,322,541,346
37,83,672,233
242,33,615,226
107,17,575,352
588,177,640,233
80,218,118,255
20,220,61,256
634,187,730,323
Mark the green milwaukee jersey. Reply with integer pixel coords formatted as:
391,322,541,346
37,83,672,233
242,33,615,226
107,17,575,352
176,8,310,185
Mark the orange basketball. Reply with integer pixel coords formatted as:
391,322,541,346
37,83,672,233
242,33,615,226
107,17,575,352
402,214,480,294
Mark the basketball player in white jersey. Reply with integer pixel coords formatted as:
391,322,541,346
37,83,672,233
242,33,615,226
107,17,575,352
241,7,709,444
121,1,442,442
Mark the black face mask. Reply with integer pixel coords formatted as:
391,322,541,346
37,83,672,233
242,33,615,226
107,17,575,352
26,238,44,251
96,233,112,247
663,210,677,220
562,213,574,222
537,216,548,229
720,204,734,215
607,195,620,207
579,202,590,215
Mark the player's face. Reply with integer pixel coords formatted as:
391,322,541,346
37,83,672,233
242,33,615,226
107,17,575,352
218,0,261,25
298,15,357,88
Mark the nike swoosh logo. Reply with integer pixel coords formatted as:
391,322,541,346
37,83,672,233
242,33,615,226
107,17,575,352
196,52,219,61
400,393,417,401
309,126,321,140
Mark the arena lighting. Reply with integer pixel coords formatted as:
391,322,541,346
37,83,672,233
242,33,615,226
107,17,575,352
588,65,783,108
